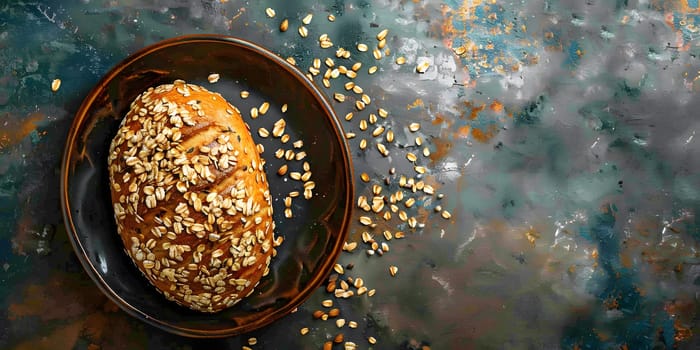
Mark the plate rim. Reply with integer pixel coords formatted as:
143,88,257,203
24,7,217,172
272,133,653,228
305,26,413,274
59,34,355,338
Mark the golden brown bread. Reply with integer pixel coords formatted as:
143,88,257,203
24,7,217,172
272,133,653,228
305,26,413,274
107,80,275,312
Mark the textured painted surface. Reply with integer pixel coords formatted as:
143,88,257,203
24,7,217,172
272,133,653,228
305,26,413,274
0,0,698,349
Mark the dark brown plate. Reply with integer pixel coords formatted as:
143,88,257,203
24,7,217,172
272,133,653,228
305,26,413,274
60,35,353,338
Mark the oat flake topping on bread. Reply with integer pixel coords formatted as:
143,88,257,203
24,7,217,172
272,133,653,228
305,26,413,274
108,80,275,313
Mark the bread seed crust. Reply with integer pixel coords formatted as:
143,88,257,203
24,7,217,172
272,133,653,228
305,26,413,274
108,80,275,313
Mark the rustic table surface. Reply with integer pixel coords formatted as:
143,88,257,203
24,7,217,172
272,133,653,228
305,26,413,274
0,0,698,349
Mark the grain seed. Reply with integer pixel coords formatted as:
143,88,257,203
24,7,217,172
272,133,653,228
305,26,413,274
344,112,353,121
368,336,377,345
378,38,387,49
386,130,394,143
240,90,250,98
207,73,220,83
441,210,452,219
300,327,310,335
302,13,313,25
368,66,378,74
359,216,373,226
376,143,389,157
359,119,368,131
51,79,61,92
258,127,270,138
395,56,406,65
334,93,346,102
319,39,332,49
265,7,276,18
298,26,308,38
377,29,389,41
361,94,371,105
357,43,368,52
343,241,357,252
368,113,377,124
285,208,293,218
373,48,382,60
405,197,416,208
334,333,344,343
406,152,417,162
280,19,289,32
409,122,421,132
414,165,427,174
389,265,398,276
355,100,366,111
272,118,286,137
383,230,393,240
285,149,295,160
322,299,334,308
248,337,258,346
416,60,430,73
345,132,356,139
277,164,288,176
328,14,336,21
352,85,363,94
372,126,385,137
348,321,358,328
336,318,346,328
359,139,367,150
250,107,259,119
360,173,370,182
344,81,355,90
333,263,344,274
259,101,270,115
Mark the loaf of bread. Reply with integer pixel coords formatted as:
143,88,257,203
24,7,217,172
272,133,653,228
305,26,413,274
107,80,275,312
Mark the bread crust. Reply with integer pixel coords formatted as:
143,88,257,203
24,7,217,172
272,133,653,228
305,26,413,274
107,80,274,312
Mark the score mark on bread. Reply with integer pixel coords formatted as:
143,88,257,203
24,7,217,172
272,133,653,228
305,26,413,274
108,80,276,313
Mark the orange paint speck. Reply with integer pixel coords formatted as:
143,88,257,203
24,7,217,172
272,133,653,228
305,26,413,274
407,98,424,110
489,100,504,113
674,319,693,342
457,125,471,137
429,138,452,163
0,112,44,150
470,124,498,143
466,102,485,120
432,113,446,126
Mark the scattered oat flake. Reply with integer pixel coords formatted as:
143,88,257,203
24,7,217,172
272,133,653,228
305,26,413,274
265,7,276,18
280,19,289,32
51,79,61,92
207,73,220,83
